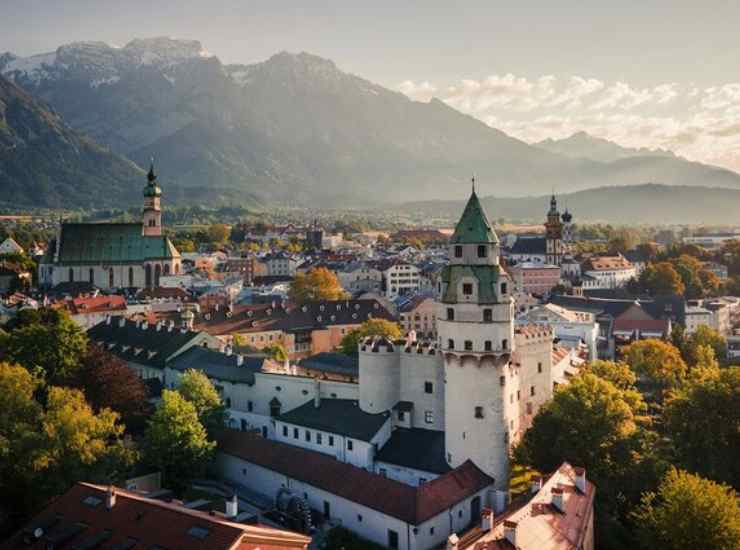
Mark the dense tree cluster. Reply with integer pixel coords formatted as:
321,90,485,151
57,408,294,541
339,318,402,355
514,336,740,549
288,267,349,305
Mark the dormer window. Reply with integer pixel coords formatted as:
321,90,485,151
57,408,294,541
477,245,487,258
454,245,463,258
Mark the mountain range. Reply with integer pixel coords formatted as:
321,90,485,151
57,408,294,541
401,183,740,225
2,37,740,209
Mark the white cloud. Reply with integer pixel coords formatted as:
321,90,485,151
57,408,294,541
397,72,740,173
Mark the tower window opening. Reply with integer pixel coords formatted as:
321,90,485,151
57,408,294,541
502,338,508,350
463,283,473,296
454,245,463,258
474,406,484,418
447,339,455,350
483,309,492,322
464,340,473,351
501,282,508,295
477,245,487,258
485,341,493,351
447,307,455,321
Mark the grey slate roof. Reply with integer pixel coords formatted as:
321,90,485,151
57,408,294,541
168,346,265,385
277,398,390,441
298,353,358,377
87,319,203,368
509,236,547,255
376,428,451,475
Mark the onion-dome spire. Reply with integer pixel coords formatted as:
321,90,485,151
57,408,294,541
147,158,157,183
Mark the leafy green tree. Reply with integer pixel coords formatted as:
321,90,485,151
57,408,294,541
144,390,215,492
632,469,740,550
622,339,688,401
584,360,637,390
339,318,402,355
671,254,705,299
178,369,227,434
684,325,727,366
263,343,289,363
663,367,740,487
1,308,87,384
639,262,685,296
288,267,349,305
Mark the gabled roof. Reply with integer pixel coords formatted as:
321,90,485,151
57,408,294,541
451,191,499,245
168,347,265,385
276,398,389,441
217,429,493,525
1,482,309,550
375,428,451,475
56,223,179,265
87,318,204,368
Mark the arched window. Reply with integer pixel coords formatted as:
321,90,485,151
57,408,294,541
89,268,94,284
68,268,74,282
129,267,134,287
501,282,508,295
109,268,114,288
502,338,508,350
484,340,492,351
145,264,152,287
447,339,455,350
164,264,170,275
154,264,162,287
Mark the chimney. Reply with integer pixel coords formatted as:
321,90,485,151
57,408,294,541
313,378,321,408
225,492,238,518
551,487,565,512
531,476,543,494
105,486,116,510
225,345,233,356
446,534,459,550
503,520,517,546
574,467,586,494
481,507,494,532
141,321,149,331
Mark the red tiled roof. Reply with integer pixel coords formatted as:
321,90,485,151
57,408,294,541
53,294,127,315
0,482,309,550
217,430,493,525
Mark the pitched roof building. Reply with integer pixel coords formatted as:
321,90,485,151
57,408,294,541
1,482,310,550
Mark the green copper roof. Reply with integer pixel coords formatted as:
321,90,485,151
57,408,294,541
58,223,179,264
450,191,499,244
143,183,162,197
440,264,502,303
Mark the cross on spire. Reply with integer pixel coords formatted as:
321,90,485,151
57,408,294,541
471,174,476,194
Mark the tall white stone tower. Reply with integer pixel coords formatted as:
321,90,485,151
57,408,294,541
142,162,163,236
545,194,564,265
438,181,515,488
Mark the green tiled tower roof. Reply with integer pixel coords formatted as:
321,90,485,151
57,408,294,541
450,189,499,245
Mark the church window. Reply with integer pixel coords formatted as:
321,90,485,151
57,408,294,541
502,338,508,350
538,362,543,373
89,268,94,284
483,309,492,322
474,406,484,418
164,264,170,275
69,268,74,282
282,425,287,437
128,267,134,287
454,245,463,258
347,440,353,451
499,375,505,386
463,283,473,295
447,339,455,350
501,282,508,295
485,341,493,351
109,268,114,288
477,245,487,258
145,264,152,287
424,411,434,423
464,340,473,351
424,381,434,394
154,264,161,286
447,308,455,321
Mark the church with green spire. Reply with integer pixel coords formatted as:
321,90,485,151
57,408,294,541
39,164,181,290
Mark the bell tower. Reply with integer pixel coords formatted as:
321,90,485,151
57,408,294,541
142,161,163,236
545,194,563,265
438,179,515,487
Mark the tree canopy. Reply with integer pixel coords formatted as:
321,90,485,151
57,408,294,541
632,469,740,550
339,318,402,355
143,390,215,492
288,267,349,305
177,369,227,435
621,339,687,401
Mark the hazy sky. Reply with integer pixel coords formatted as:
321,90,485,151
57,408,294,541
3,0,740,170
